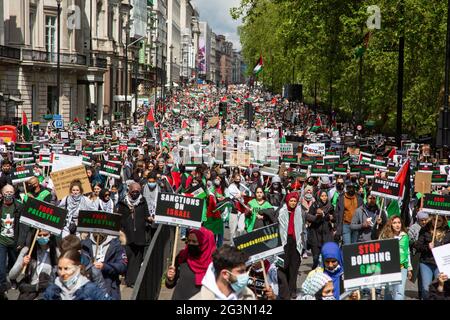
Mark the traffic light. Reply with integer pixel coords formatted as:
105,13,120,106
91,103,97,121
219,102,227,127
85,106,91,122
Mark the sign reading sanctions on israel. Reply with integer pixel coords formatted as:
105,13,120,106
233,223,284,265
77,210,121,236
20,198,68,235
342,239,402,290
155,192,204,229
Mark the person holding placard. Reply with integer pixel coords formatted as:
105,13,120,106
378,216,413,300
246,187,273,233
8,229,57,300
81,233,127,300
414,215,450,299
165,227,216,300
59,180,95,238
350,193,386,243
44,249,112,300
278,192,303,299
0,184,29,300
428,273,450,300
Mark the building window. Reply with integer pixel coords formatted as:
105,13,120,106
45,16,57,62
32,85,38,121
47,86,58,115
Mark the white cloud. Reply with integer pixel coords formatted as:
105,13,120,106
191,0,242,51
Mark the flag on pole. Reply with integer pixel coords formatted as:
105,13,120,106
309,115,322,132
393,159,412,227
388,148,396,160
253,55,264,75
22,111,31,142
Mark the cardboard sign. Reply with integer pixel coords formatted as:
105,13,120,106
207,117,220,128
52,154,83,172
20,198,68,235
342,239,402,290
422,194,450,215
99,161,122,179
154,192,204,229
371,178,401,200
77,211,121,236
279,143,293,156
333,164,348,176
432,174,448,186
233,223,284,265
50,165,92,200
310,165,331,177
11,165,33,185
414,171,432,194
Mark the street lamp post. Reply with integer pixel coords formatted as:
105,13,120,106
56,0,61,115
124,20,130,123
169,44,174,95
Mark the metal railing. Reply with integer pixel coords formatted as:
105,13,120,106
0,45,21,60
21,49,87,66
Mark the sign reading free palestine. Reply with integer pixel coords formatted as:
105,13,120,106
77,210,121,236
21,198,68,235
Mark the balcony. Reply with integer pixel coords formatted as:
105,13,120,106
0,45,21,60
21,49,87,66
90,56,108,69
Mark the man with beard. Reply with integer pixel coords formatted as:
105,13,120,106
350,193,387,242
329,176,346,210
335,180,363,245
0,160,13,190
23,176,53,204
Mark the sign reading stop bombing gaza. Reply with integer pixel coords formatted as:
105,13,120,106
422,194,450,215
155,192,204,229
77,210,121,236
342,239,402,290
21,198,68,236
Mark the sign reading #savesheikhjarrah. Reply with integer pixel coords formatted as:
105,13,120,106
233,223,284,265
422,194,450,215
20,198,67,235
155,192,204,229
77,210,121,236
370,178,401,200
342,239,402,290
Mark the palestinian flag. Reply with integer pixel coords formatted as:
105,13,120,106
393,159,412,227
279,127,286,143
165,166,182,190
22,111,31,142
309,115,322,132
253,55,263,75
387,148,396,160
181,119,189,129
38,153,54,166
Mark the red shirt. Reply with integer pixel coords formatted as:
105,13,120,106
287,207,296,240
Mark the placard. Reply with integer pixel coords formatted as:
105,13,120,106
414,171,432,194
154,192,204,229
370,156,388,170
279,143,293,156
99,161,122,179
432,174,448,186
303,143,325,156
333,164,348,176
342,239,402,290
233,223,284,265
50,165,92,200
360,166,375,178
432,243,450,277
11,165,34,185
281,155,298,164
20,198,68,235
310,165,331,177
77,210,121,236
422,194,450,215
370,178,401,200
324,155,340,166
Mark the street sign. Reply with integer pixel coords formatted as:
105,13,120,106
49,120,64,129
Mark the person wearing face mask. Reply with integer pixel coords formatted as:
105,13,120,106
266,176,285,208
190,244,255,300
329,176,345,209
298,270,335,300
306,191,335,270
350,193,387,243
116,182,152,287
165,227,216,300
0,184,29,300
335,180,363,245
81,233,127,300
43,249,111,300
23,176,53,204
317,242,345,300
59,180,94,238
97,189,114,213
8,229,57,300
278,192,303,299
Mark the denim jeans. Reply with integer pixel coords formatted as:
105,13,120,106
419,262,439,300
0,244,17,293
385,268,408,300
342,224,357,245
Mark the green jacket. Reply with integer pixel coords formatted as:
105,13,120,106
22,189,52,204
246,199,273,232
398,232,410,269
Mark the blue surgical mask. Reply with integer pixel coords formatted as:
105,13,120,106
326,264,341,274
227,271,249,294
37,236,50,246
322,295,336,300
148,182,157,190
61,267,81,289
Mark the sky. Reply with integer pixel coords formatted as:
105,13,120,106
191,0,243,51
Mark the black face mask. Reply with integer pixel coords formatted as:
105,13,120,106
347,189,356,196
188,244,201,257
336,183,344,191
130,192,140,200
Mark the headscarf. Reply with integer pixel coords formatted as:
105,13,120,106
300,271,332,300
316,190,332,213
321,241,344,300
177,227,216,286
285,192,300,208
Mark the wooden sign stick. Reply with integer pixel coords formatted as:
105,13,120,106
93,234,100,263
21,229,39,274
260,260,269,289
420,182,425,209
431,215,439,244
171,226,180,267
371,288,376,300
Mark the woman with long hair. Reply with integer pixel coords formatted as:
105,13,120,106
379,215,412,300
414,214,450,299
9,229,58,300
247,187,273,232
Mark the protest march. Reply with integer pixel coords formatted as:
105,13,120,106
0,82,448,303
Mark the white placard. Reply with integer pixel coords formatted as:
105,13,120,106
432,243,450,276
